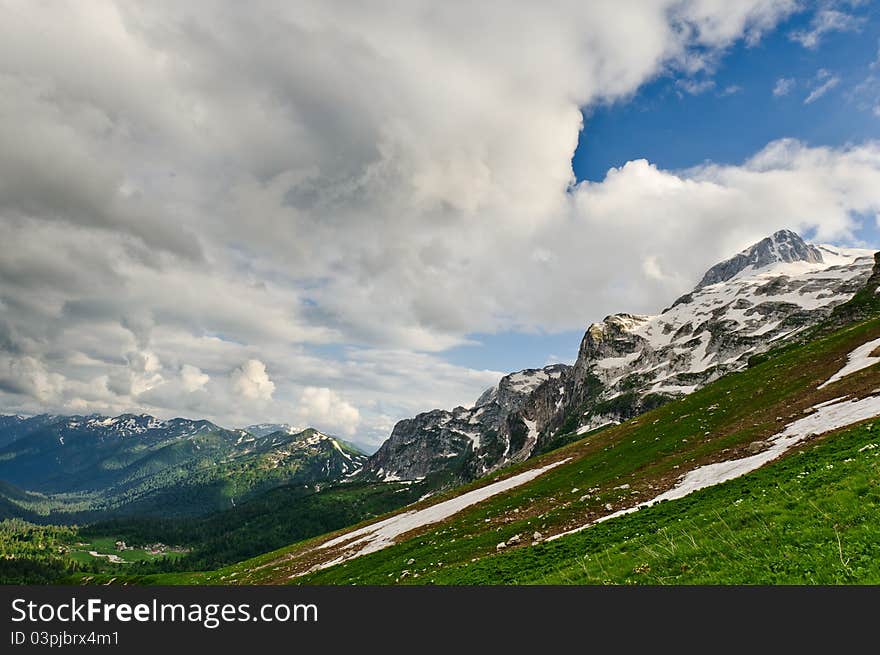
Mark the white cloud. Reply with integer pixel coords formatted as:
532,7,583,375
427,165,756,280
12,1,880,446
773,77,795,96
676,78,716,95
804,69,841,104
180,364,210,392
295,387,360,436
790,8,864,49
231,359,275,401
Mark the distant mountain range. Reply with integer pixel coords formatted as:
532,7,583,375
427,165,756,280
0,415,366,519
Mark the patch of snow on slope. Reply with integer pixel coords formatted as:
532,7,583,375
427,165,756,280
549,394,880,542
576,420,617,435
306,459,570,573
522,418,539,457
818,337,880,389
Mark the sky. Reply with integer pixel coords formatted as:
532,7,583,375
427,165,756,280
1,1,879,450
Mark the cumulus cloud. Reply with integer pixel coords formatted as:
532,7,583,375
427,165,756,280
231,360,275,401
8,1,880,448
181,364,210,393
295,387,360,437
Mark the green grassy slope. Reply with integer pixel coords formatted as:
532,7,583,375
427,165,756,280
328,420,880,584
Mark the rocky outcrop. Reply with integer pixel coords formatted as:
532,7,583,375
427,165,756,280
363,364,570,482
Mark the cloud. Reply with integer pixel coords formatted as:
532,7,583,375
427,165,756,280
295,387,360,436
790,8,864,49
0,355,65,402
10,1,873,446
181,364,209,392
231,360,275,401
719,84,743,96
676,78,716,95
773,77,795,96
804,69,841,104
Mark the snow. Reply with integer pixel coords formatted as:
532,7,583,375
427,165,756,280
576,420,616,435
811,395,849,410
453,428,481,450
743,320,782,338
549,394,880,542
522,418,540,457
330,438,353,461
817,337,880,389
649,384,697,395
506,370,547,393
304,458,570,573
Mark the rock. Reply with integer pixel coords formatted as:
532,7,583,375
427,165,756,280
406,558,415,565
748,440,769,454
507,534,522,545
496,542,507,550
532,532,543,542
604,503,613,511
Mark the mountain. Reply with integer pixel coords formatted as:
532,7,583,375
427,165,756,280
364,364,571,484
362,230,875,485
0,414,367,519
695,228,824,288
243,423,305,437
168,252,880,585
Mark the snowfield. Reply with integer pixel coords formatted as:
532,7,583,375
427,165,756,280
550,394,880,541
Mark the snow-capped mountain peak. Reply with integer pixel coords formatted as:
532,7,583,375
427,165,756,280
696,229,824,289
362,230,878,485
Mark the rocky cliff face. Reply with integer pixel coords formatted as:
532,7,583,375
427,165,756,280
363,364,570,482
364,230,876,485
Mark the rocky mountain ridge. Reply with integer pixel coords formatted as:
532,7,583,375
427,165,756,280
363,230,876,485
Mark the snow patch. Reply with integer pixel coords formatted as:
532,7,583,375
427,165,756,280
818,337,880,389
550,394,880,542
305,458,570,573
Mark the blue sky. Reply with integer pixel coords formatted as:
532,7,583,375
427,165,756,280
575,4,880,186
